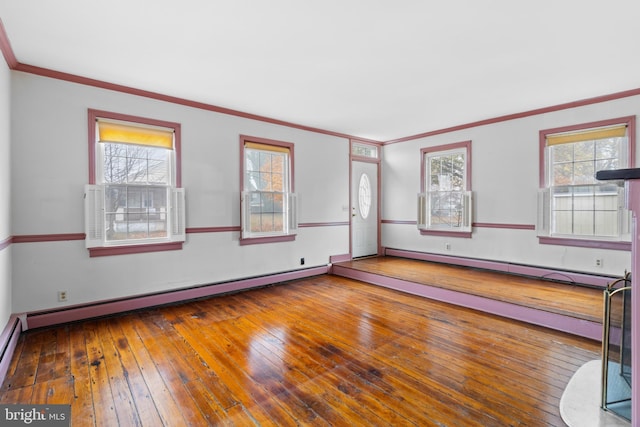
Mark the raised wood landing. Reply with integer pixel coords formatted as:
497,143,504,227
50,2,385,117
1,275,599,426
332,256,605,340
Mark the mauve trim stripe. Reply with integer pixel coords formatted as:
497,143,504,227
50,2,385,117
473,222,535,230
4,222,350,246
13,233,85,243
298,222,350,228
382,220,536,230
0,19,17,68
187,226,242,234
0,236,11,251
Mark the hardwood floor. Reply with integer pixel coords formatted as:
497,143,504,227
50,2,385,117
1,273,600,426
335,256,604,323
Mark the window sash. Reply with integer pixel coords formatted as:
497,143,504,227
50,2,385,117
98,142,173,186
241,191,297,238
537,186,630,241
352,142,379,159
418,191,472,232
84,184,185,247
425,149,467,192
541,122,630,241
242,139,294,240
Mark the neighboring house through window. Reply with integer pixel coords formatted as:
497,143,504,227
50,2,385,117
538,116,635,248
240,135,297,245
418,141,472,236
85,109,185,256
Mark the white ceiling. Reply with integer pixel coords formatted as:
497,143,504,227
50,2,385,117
1,1,639,141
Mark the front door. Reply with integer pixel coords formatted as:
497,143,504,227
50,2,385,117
351,160,378,258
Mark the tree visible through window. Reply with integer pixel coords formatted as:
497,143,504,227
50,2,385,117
102,142,171,240
245,145,287,233
240,136,297,243
418,141,472,234
85,110,185,255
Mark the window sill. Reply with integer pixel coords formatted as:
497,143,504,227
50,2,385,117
420,229,472,238
538,236,631,251
88,241,183,257
239,234,296,246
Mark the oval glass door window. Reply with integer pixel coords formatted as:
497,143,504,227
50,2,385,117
358,173,372,219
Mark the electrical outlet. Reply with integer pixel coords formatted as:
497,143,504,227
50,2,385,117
58,291,68,302
300,257,305,265
595,258,603,268
445,243,451,251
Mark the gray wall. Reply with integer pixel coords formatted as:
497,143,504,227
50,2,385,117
382,95,639,275
10,71,350,313
0,58,11,326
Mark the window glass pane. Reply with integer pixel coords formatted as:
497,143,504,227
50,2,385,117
427,152,465,191
244,144,290,237
594,185,619,210
549,184,623,237
423,146,469,231
272,193,284,213
573,211,594,235
451,154,465,189
552,210,573,234
573,140,595,162
126,146,149,183
429,191,463,228
552,163,573,186
596,139,619,160
595,211,618,236
246,150,260,172
259,151,272,173
245,149,288,192
247,172,260,191
545,125,629,239
249,192,286,234
596,159,619,173
358,173,372,219
102,143,170,185
352,143,378,158
573,161,595,185
553,144,573,163
103,144,128,184
103,184,168,241
573,192,594,211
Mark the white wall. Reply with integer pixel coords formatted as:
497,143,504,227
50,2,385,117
10,72,350,313
0,58,11,326
382,96,638,276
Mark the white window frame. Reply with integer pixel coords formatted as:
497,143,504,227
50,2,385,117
240,135,297,245
85,110,185,256
538,117,635,249
418,141,472,236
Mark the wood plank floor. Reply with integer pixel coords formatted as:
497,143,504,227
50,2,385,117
335,256,605,323
1,273,600,426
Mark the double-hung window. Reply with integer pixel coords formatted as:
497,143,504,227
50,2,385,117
85,110,185,256
538,117,635,247
418,141,472,236
240,135,297,245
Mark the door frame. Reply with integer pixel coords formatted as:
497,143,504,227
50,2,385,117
350,139,382,258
